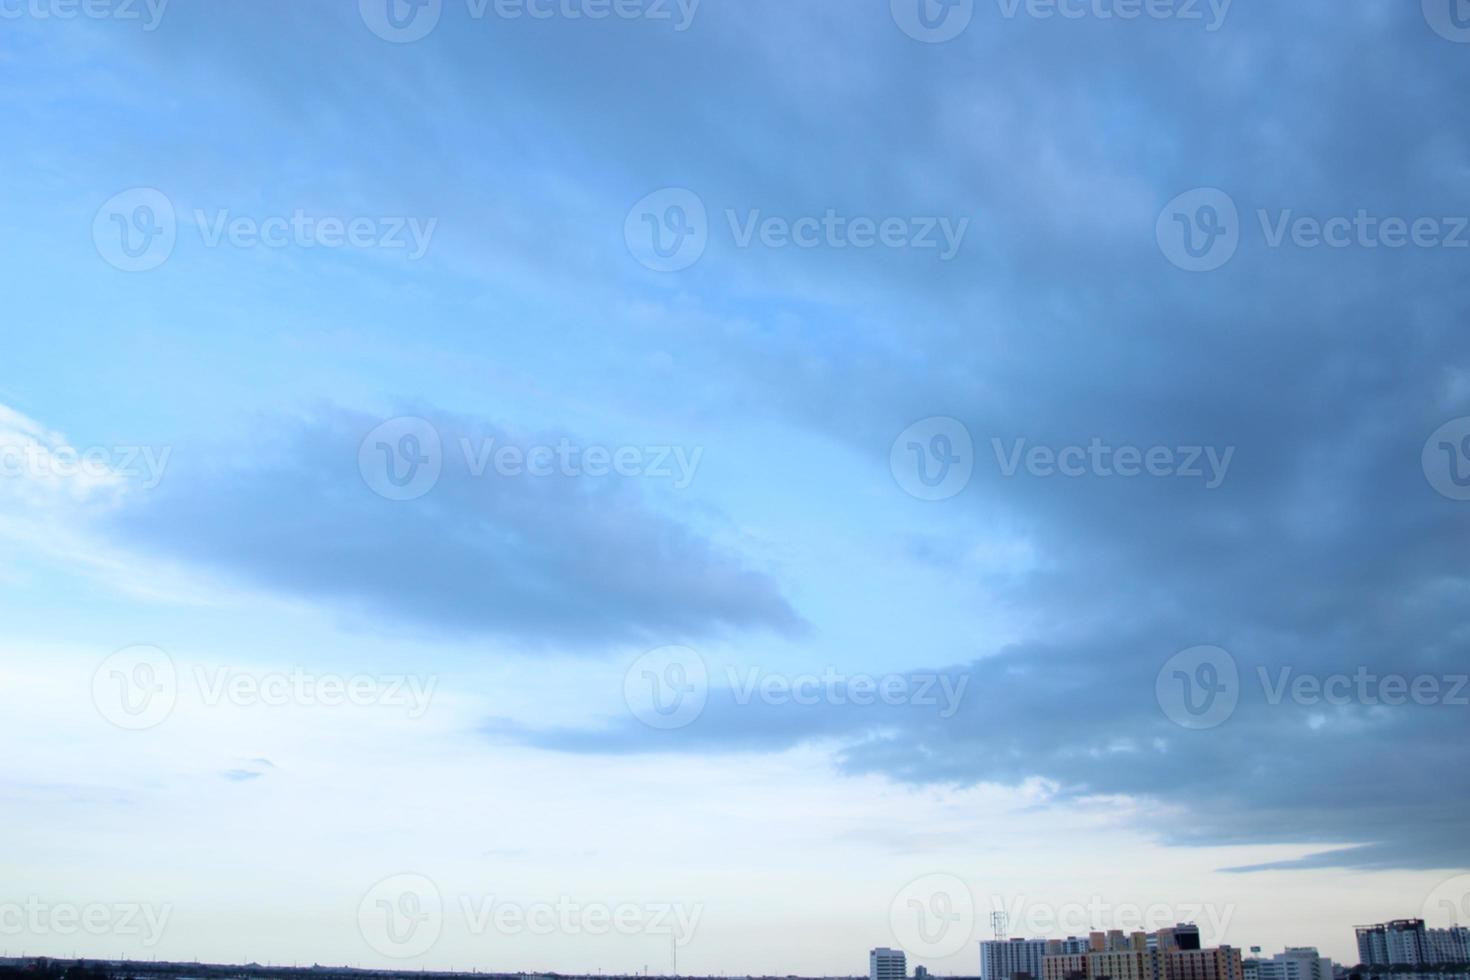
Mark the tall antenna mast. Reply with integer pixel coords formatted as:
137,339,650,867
991,912,1009,941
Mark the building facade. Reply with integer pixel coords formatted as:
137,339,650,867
983,938,1051,980
1251,947,1333,980
1036,925,1241,980
1427,927,1470,965
1357,921,1429,968
872,948,907,980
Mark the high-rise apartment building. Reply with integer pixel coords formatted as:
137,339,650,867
1252,948,1334,980
1357,921,1429,967
1168,944,1244,980
983,938,1050,980
1038,925,1241,980
873,947,908,980
1427,927,1470,964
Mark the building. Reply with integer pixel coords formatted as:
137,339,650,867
1044,953,1089,980
872,948,907,980
1357,921,1429,967
1169,944,1246,980
1037,925,1242,980
983,939,1051,980
1160,926,1203,952
1252,948,1333,980
1427,927,1470,965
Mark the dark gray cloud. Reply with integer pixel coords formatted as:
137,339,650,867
105,407,803,648
404,2,1470,872
100,0,1470,872
494,637,1470,871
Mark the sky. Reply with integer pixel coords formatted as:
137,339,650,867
2,0,1470,974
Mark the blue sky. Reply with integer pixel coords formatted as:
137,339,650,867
3,0,1470,974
